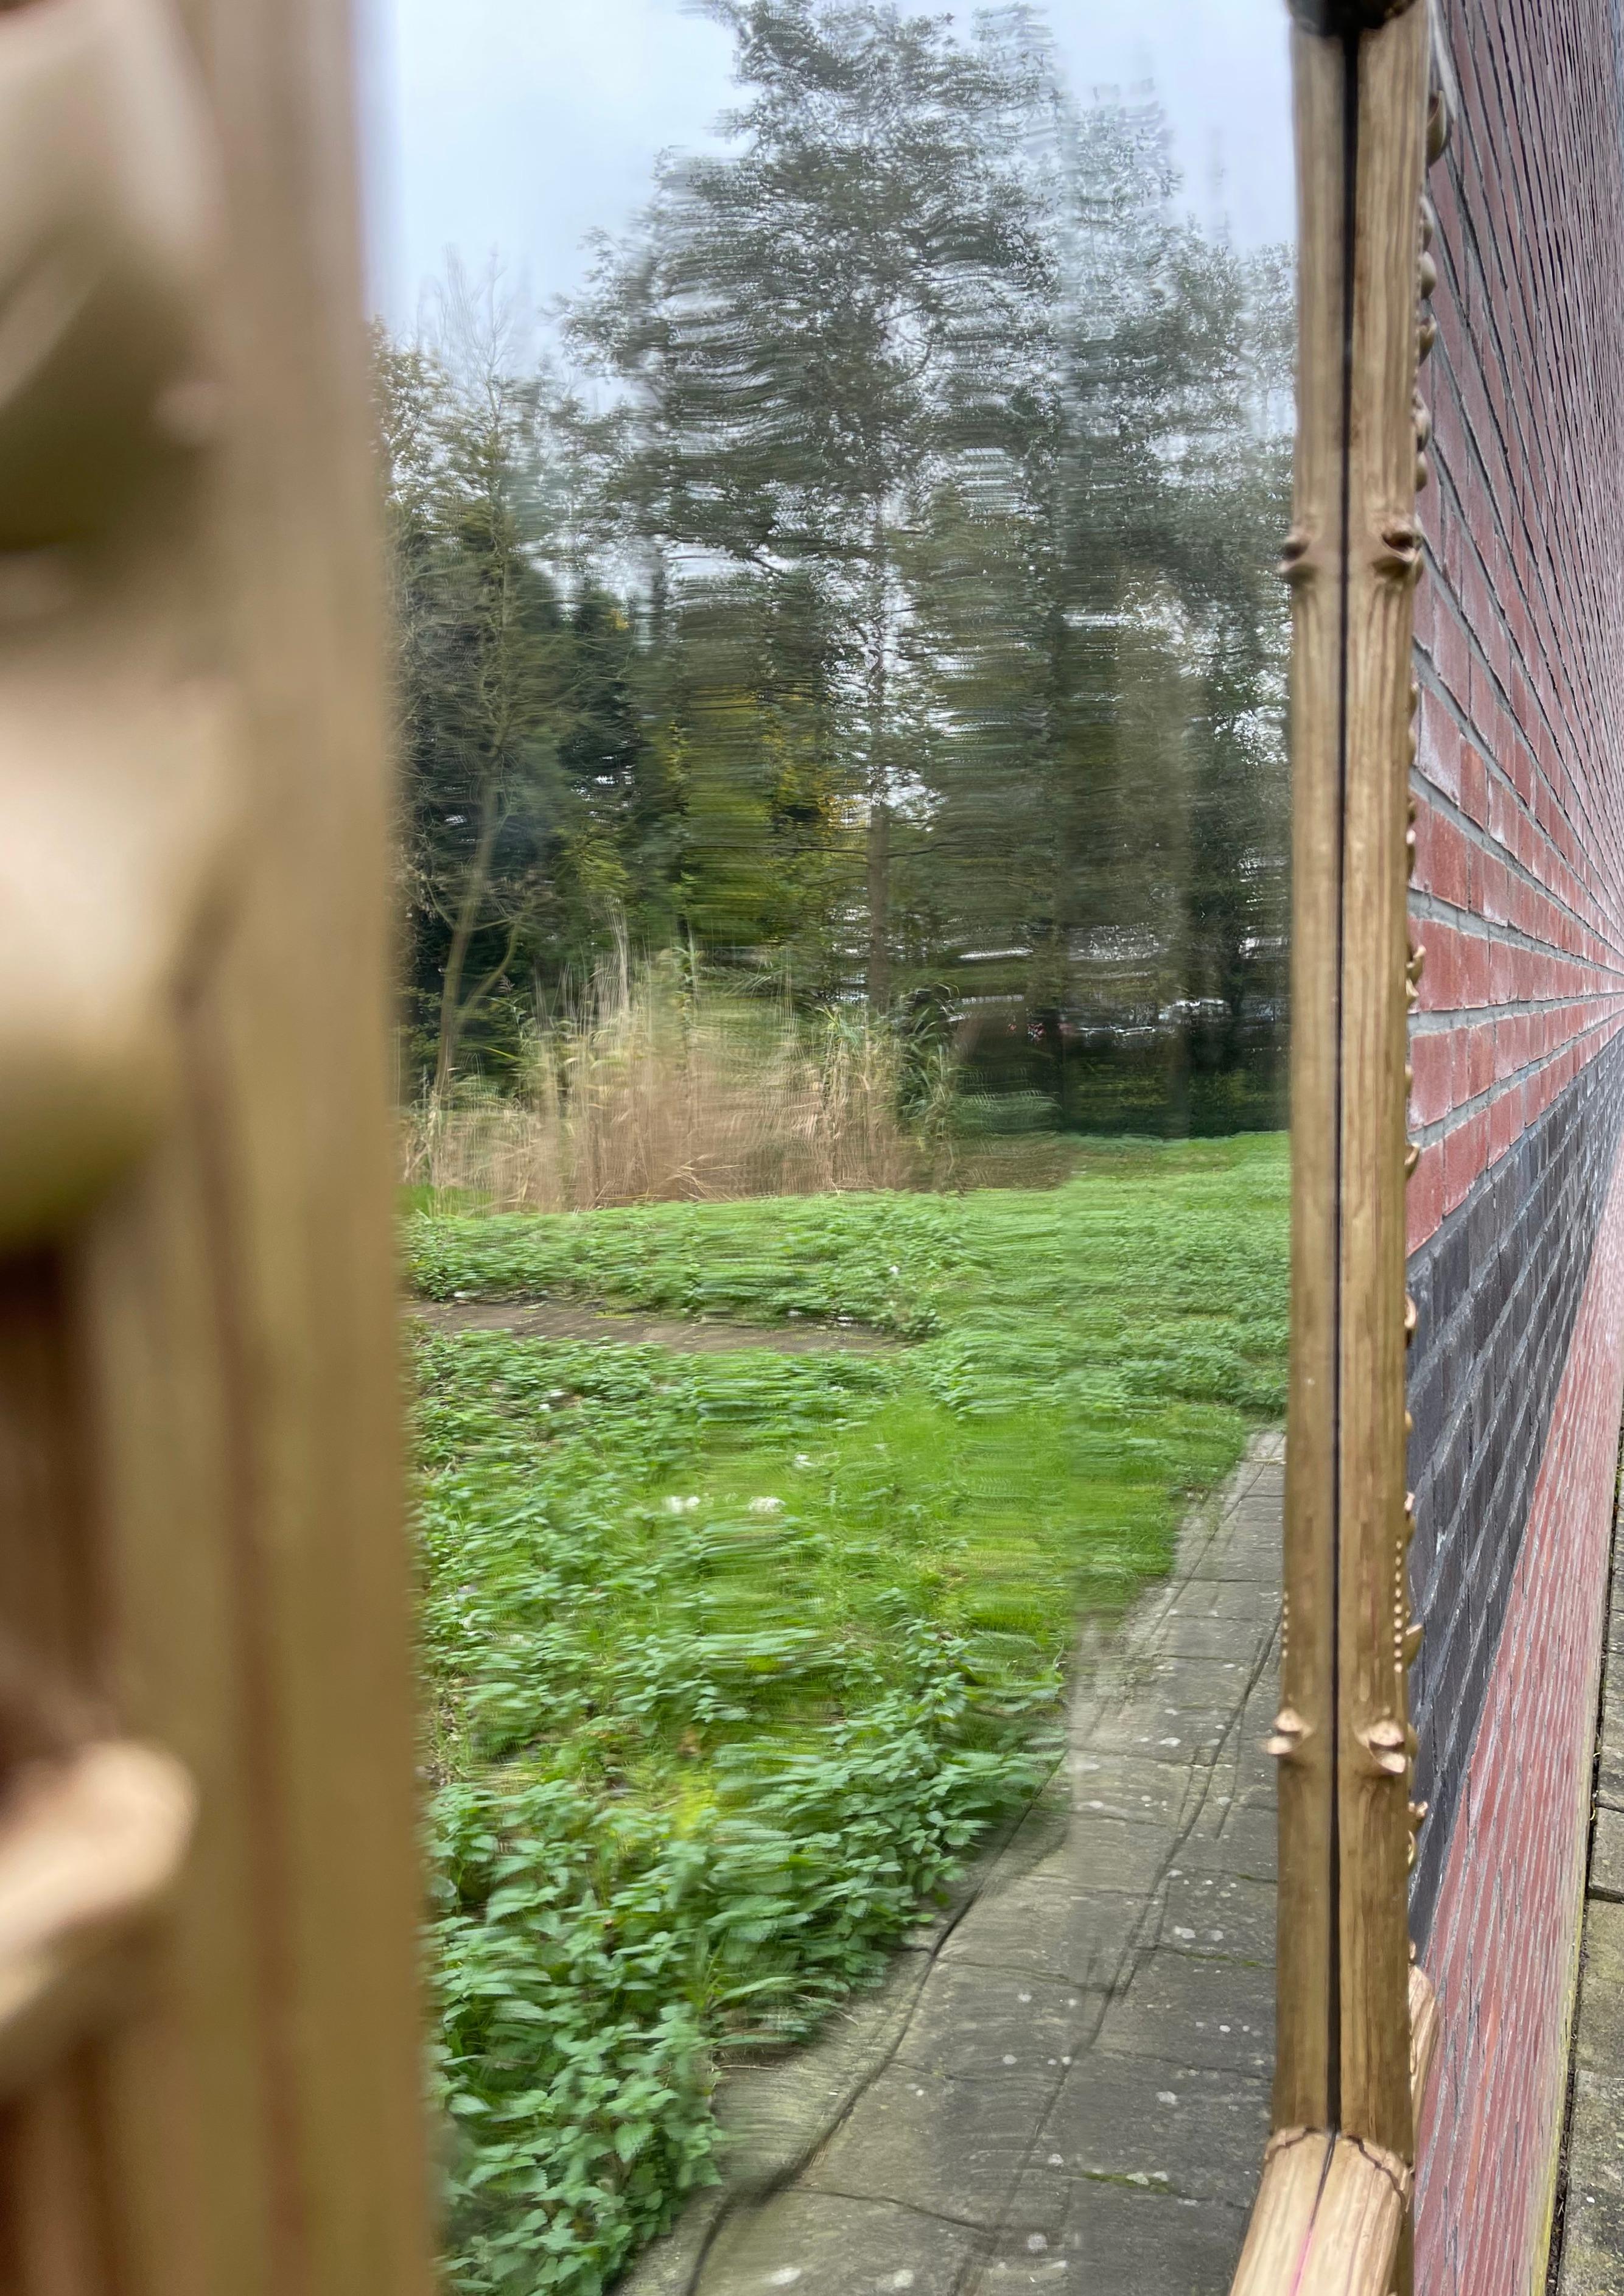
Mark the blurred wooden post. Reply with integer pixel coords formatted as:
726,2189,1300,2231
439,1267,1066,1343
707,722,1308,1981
0,0,433,2289
1233,3,1449,2287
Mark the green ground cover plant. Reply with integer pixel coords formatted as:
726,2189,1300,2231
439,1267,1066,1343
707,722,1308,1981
409,1135,1289,2294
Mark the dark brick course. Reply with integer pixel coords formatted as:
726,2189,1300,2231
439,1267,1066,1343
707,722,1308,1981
1409,1038,1624,1937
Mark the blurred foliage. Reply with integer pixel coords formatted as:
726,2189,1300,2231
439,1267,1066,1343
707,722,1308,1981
401,954,934,1211
374,3,1292,1122
413,1134,1289,2289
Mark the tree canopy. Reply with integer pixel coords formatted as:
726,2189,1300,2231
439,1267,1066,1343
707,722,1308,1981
376,2,1292,1131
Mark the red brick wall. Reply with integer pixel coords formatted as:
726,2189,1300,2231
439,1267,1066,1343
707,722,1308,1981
1410,0,1624,1258
1414,1154,1624,2289
1407,0,1624,2283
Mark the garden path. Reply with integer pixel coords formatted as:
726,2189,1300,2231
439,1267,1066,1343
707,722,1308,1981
628,1432,1284,2296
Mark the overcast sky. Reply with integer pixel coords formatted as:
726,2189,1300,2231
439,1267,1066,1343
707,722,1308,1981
360,0,1293,332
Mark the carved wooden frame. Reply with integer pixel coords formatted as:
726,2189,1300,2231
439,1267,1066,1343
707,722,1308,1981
1230,3,1451,2288
0,0,433,2285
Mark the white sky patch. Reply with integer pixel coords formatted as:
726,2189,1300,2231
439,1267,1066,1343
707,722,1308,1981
360,0,1293,327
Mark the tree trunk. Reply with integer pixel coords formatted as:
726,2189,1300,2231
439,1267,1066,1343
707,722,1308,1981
433,781,502,1098
866,792,892,1012
864,521,892,1013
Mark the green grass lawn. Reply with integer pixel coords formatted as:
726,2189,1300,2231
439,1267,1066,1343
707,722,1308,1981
408,1134,1289,2295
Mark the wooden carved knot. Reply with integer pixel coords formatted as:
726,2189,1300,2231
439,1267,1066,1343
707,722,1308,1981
1416,175,1441,371
1415,209,1440,499
1265,1706,1313,1762
1408,1798,1429,1871
0,0,222,547
1376,519,1422,586
0,1631,196,2092
1414,380,1434,497
1278,526,1318,588
1357,1717,1409,1779
0,0,237,1250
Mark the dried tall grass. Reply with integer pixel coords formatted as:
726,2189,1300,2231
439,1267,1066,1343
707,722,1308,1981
402,951,937,1211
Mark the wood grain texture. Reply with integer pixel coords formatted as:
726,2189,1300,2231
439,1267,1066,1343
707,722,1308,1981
1243,5,1436,2286
0,0,435,2289
1228,2129,1335,2295
1276,18,1348,2141
1305,2136,1409,2291
1335,0,1430,2163
1408,1964,1439,2128
1228,2128,1409,2296
1276,0,1431,2165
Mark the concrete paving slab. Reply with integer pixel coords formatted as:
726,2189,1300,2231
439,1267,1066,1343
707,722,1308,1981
1085,1707,1238,1763
1090,1947,1274,2077
800,2065,1056,2225
1015,1816,1173,1897
1151,1614,1269,1663
937,1880,1139,1989
1557,2071,1624,2295
1028,2054,1270,2204
1136,1668,1260,1718
891,1965,1102,2084
1594,1807,1624,1904
701,2191,981,2296
1599,1713,1624,1813
1167,1807,1276,1884
1553,1488,1624,2292
1163,1582,1280,1625
1064,1753,1206,1823
1575,1902,1624,2074
1156,1871,1276,1963
969,2182,1251,2295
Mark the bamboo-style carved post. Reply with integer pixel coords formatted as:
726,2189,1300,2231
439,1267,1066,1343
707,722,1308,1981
1231,4,1449,2287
